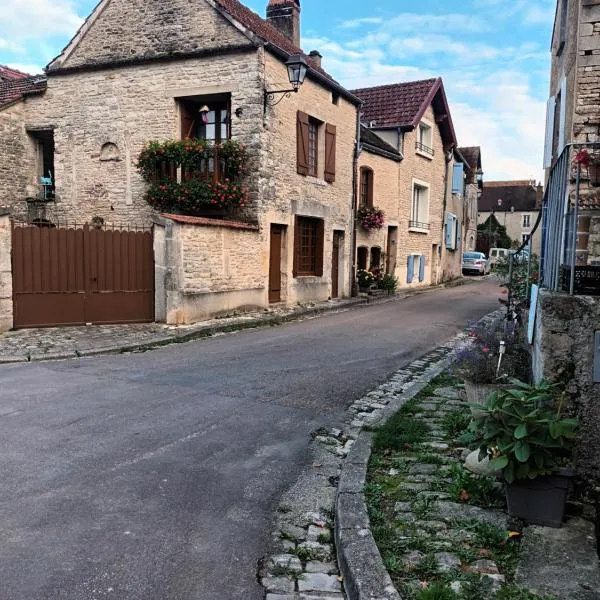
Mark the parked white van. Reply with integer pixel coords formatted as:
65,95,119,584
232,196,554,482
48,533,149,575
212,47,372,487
489,247,509,267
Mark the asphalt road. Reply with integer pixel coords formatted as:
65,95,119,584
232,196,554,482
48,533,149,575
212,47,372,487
0,279,500,600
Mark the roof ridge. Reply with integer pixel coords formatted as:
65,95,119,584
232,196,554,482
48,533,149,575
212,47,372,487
0,65,32,79
351,77,438,93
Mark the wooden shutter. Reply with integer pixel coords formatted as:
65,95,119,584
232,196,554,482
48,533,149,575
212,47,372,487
315,219,325,277
324,123,337,183
407,255,414,283
367,169,374,207
543,96,556,168
419,255,426,282
293,216,301,277
452,163,464,195
297,111,310,175
180,101,196,140
445,214,454,249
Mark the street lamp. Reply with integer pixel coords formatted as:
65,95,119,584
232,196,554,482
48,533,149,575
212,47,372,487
265,55,309,107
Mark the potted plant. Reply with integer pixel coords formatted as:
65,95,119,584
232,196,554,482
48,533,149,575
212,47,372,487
468,380,579,527
452,319,530,405
378,273,398,295
356,269,376,292
357,206,385,232
574,149,600,187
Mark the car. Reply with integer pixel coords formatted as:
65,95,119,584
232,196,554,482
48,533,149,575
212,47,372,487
462,251,491,275
489,247,510,268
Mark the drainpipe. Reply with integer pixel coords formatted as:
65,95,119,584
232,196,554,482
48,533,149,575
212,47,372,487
350,104,363,297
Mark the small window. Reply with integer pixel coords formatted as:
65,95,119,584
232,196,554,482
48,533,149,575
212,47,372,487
410,183,430,229
523,214,531,228
370,247,382,272
332,92,340,105
359,167,374,208
557,0,568,55
416,122,434,156
522,234,529,244
308,118,320,177
294,216,324,277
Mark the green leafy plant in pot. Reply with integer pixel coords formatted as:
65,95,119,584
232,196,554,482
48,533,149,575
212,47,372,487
468,379,579,527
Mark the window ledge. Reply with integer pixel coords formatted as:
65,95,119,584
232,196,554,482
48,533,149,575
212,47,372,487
294,275,323,282
408,226,430,234
305,176,328,187
416,149,434,161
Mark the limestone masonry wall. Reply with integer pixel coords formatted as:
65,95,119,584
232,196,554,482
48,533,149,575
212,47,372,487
0,212,13,332
533,290,600,488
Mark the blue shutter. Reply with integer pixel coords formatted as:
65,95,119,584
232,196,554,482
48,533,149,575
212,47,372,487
419,255,426,282
452,164,464,195
445,214,453,249
407,255,414,283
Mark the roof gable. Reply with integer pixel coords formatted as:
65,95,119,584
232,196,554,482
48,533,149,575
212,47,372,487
352,78,457,148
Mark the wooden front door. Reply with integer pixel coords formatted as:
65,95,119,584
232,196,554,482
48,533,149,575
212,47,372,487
12,223,154,329
269,224,284,303
331,231,343,299
386,226,398,274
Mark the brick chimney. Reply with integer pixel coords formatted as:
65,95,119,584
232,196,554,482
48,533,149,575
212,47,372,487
266,0,301,48
309,50,322,68
535,182,544,208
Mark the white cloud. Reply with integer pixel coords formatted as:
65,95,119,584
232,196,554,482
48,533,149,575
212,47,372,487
338,17,384,30
0,0,83,40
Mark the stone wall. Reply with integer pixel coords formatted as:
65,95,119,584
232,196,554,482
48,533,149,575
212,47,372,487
0,101,32,221
0,211,13,332
464,182,479,252
532,289,600,487
356,148,400,277
155,215,264,324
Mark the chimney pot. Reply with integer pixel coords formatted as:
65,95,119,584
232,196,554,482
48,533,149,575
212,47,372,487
266,0,301,48
309,50,322,68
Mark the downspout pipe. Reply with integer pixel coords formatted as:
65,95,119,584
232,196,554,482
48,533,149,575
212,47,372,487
350,105,363,297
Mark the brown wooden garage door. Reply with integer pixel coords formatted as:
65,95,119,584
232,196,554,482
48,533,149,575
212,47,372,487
12,223,154,329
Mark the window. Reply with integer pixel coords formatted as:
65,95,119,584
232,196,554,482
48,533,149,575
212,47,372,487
557,0,568,56
359,167,374,207
410,182,430,230
180,96,230,142
332,92,340,105
293,216,324,277
522,234,530,244
308,118,319,177
370,247,382,272
522,214,531,228
416,122,434,156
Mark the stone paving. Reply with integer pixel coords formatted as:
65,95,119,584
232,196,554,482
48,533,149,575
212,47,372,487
259,330,467,600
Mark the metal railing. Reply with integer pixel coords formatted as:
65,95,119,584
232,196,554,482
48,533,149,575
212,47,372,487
409,220,430,230
415,141,435,156
540,142,600,294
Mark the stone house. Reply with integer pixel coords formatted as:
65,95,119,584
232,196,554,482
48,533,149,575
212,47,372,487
352,78,462,287
457,146,483,253
478,180,543,256
533,0,600,490
0,0,363,328
355,126,402,280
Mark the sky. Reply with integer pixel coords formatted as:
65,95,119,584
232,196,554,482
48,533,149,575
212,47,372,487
0,0,556,181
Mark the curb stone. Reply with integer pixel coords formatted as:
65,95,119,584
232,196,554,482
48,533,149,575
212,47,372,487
334,309,504,600
0,278,480,364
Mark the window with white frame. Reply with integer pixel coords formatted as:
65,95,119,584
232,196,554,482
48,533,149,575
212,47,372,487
522,214,531,228
416,122,434,156
410,182,430,230
522,234,529,244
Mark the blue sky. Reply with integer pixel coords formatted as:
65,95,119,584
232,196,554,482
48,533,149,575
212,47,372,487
0,0,556,180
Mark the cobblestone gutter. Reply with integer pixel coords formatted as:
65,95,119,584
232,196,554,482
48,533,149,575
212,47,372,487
258,328,471,600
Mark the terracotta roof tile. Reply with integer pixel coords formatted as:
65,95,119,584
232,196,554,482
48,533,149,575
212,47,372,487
479,181,540,212
0,75,47,109
162,213,260,230
213,0,338,84
352,79,439,128
0,65,32,81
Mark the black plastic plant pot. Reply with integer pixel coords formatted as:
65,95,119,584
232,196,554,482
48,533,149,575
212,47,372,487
505,468,574,528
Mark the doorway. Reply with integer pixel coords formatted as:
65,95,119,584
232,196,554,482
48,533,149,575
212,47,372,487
331,231,344,299
269,224,285,303
386,226,398,275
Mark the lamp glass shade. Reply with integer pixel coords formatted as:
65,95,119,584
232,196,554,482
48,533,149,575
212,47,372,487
286,55,308,90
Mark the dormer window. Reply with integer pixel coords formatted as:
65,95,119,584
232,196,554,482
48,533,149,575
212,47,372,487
416,122,434,158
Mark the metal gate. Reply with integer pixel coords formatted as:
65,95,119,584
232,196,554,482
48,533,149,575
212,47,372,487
12,223,155,329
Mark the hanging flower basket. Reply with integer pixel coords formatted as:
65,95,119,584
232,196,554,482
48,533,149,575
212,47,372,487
357,206,385,231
